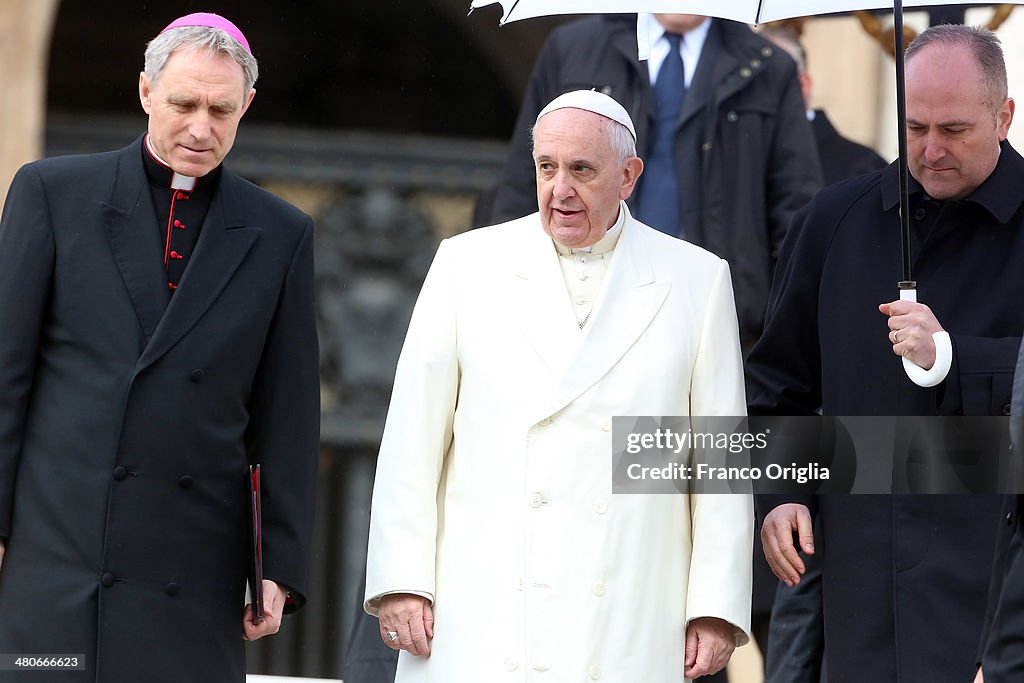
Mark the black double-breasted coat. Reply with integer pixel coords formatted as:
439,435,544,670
0,137,320,682
746,143,1024,682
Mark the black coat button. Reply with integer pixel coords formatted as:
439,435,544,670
189,369,204,383
113,466,127,481
1008,512,1015,526
101,572,115,587
178,475,194,489
1003,403,1013,416
164,582,179,596
914,208,927,220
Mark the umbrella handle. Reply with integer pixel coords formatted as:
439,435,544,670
899,288,952,388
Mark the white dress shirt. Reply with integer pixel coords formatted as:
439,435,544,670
645,14,712,88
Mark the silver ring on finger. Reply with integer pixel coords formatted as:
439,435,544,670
386,630,399,642
892,329,899,344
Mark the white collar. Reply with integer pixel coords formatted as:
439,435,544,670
646,15,712,88
145,134,198,191
552,202,626,256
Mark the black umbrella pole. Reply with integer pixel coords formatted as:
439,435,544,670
894,0,915,289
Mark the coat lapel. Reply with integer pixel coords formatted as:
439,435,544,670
136,170,260,372
102,139,170,342
510,220,583,376
533,210,670,423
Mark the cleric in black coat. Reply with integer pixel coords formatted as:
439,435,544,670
489,14,821,347
0,14,319,682
750,25,1019,682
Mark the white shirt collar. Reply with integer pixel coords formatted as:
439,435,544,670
646,15,712,88
145,134,198,191
553,202,626,256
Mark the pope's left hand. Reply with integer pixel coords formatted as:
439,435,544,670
879,300,944,369
684,616,736,678
243,579,287,641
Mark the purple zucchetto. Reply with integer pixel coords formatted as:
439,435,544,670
160,12,251,54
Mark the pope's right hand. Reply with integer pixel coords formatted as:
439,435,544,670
379,593,434,657
760,503,814,586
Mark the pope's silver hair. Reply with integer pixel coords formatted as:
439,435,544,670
144,26,258,93
530,116,638,165
606,119,637,163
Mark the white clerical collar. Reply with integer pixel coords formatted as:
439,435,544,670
145,134,198,191
553,203,626,256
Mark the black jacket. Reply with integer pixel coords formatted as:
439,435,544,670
491,15,822,345
811,109,887,187
747,143,1024,682
0,138,321,682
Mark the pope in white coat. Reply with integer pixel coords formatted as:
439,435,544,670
364,90,753,682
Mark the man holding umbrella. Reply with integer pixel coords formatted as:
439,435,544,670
750,24,1022,682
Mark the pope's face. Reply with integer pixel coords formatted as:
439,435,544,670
905,43,1013,200
139,48,255,178
533,108,642,248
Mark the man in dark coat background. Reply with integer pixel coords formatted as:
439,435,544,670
488,13,822,350
750,24,1019,683
761,26,888,187
0,12,320,682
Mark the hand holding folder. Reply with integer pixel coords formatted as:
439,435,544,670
242,464,287,640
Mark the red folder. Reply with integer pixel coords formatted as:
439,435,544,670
249,463,264,624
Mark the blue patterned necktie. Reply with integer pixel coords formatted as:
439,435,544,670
635,33,686,237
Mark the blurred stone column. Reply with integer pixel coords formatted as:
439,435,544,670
0,0,58,211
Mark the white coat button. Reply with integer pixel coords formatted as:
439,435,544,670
592,581,606,596
575,296,585,305
529,493,544,508
601,422,611,432
505,658,518,672
589,665,602,679
593,499,608,514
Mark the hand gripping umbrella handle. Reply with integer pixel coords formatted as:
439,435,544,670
899,288,952,388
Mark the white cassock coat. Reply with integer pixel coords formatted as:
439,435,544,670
365,205,753,682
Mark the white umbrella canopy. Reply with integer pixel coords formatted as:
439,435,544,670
469,0,997,25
